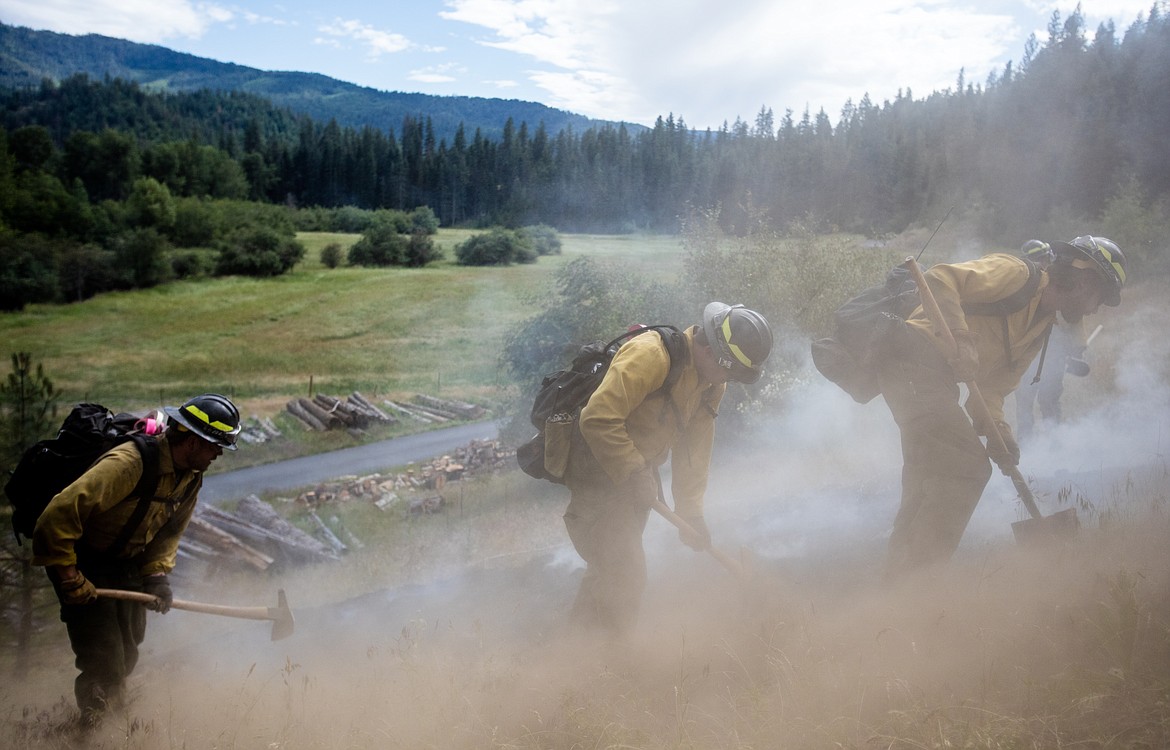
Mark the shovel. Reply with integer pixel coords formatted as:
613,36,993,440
650,498,750,581
96,587,295,641
902,257,1078,543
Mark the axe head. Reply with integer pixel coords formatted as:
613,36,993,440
268,589,295,641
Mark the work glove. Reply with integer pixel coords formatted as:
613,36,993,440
678,514,711,551
947,330,980,383
56,571,98,607
985,420,1021,471
142,574,173,614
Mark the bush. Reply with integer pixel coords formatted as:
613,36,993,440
405,231,441,267
409,206,440,234
171,197,217,247
320,242,344,269
113,227,172,288
215,226,305,277
348,223,408,267
455,227,537,266
57,242,120,301
0,231,60,310
330,205,377,233
519,224,562,255
169,249,217,279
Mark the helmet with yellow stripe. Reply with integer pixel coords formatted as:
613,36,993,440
164,393,242,450
701,302,773,384
1052,235,1126,307
1019,239,1054,268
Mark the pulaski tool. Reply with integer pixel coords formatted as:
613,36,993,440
97,587,295,641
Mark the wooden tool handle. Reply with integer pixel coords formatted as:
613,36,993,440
901,258,1043,520
650,499,748,580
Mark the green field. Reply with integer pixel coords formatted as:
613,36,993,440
1,230,686,414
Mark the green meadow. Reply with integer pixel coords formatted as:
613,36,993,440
1,230,686,413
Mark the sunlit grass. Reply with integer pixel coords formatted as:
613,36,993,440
0,230,683,415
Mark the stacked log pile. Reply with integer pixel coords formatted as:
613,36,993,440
236,416,283,445
179,495,340,573
297,438,511,513
286,391,397,433
382,394,487,424
176,439,511,573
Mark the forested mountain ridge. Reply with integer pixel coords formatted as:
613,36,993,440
0,21,607,142
1,8,1167,274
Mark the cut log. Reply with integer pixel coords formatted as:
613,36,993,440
350,392,396,422
414,394,486,419
287,399,327,431
298,397,343,429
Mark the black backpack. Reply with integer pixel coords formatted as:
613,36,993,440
4,402,160,545
811,257,1041,404
516,325,687,484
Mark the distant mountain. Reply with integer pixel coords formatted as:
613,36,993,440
0,22,624,142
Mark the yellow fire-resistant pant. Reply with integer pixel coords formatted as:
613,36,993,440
563,448,654,637
876,330,993,580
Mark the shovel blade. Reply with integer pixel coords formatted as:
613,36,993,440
1011,507,1079,546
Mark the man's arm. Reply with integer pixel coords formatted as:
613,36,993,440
32,448,144,568
578,336,671,484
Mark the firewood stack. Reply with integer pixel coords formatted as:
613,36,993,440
285,391,398,433
175,440,512,576
293,438,512,514
178,495,340,577
382,394,488,424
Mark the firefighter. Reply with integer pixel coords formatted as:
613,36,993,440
1013,240,1092,440
875,237,1126,579
33,393,241,721
561,303,772,637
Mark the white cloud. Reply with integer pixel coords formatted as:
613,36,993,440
1,0,211,40
408,62,467,84
318,18,414,58
438,0,1023,126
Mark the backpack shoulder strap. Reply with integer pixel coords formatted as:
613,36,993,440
651,325,687,391
104,434,162,558
962,256,1041,317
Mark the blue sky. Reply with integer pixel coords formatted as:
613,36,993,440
0,1,1161,130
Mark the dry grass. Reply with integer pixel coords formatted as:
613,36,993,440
3,230,1166,748
2,460,1167,749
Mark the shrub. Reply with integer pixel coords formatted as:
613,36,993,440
57,242,120,301
455,227,537,266
113,227,172,288
171,197,217,247
348,223,408,267
215,226,305,277
409,206,440,234
126,177,176,231
519,224,562,255
405,231,441,267
330,205,376,233
169,249,217,279
320,242,344,269
0,232,60,310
